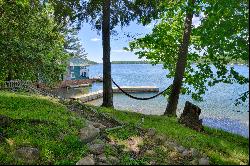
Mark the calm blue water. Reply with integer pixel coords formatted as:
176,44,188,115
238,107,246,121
87,64,249,137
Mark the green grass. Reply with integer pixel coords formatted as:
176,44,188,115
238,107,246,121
0,91,87,165
105,124,141,140
90,105,249,165
0,90,248,165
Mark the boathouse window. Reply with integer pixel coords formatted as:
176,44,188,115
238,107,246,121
81,72,87,77
71,72,75,78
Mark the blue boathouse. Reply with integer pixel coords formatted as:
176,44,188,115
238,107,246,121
64,58,89,80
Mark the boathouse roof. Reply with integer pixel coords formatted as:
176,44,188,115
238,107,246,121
69,58,90,67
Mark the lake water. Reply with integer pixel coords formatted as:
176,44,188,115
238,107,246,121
61,64,249,137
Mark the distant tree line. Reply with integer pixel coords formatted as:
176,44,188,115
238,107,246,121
111,61,151,64
111,59,248,65
85,59,98,65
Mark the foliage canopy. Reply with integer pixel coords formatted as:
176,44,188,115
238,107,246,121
0,1,70,84
127,0,249,104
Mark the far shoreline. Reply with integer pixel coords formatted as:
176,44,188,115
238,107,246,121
93,62,249,66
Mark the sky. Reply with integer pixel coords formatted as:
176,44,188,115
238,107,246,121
78,16,201,63
78,21,154,63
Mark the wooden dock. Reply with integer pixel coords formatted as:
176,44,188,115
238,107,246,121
69,83,90,88
112,86,159,93
70,86,159,103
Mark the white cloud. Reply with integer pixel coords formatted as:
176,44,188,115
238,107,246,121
91,38,101,42
111,49,129,53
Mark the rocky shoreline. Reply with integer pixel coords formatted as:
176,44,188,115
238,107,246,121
64,101,210,165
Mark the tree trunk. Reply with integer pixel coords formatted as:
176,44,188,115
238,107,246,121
164,0,195,116
101,0,113,107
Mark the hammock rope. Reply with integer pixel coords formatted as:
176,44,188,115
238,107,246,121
111,78,170,100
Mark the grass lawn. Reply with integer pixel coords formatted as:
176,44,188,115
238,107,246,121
90,105,249,165
0,91,87,165
0,90,248,165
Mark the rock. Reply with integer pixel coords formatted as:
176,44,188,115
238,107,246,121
145,150,155,156
175,146,185,153
89,144,105,155
147,128,156,137
92,122,106,130
98,162,109,165
15,147,39,163
79,125,100,143
182,149,190,157
198,158,209,165
0,115,12,127
190,148,199,157
149,160,157,165
154,134,166,145
190,159,199,165
96,154,108,163
108,156,119,164
92,139,105,145
85,120,93,126
178,101,204,132
164,141,177,149
76,155,95,165
202,153,208,159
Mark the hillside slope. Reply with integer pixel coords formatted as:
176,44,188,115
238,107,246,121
0,91,87,165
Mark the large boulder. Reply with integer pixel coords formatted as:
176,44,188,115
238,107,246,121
181,149,191,157
108,156,119,165
190,148,199,157
178,101,204,132
174,146,185,153
164,141,178,150
91,139,105,145
154,134,166,145
89,144,105,155
96,154,108,163
76,155,95,165
92,122,106,130
79,124,100,143
15,147,40,163
198,157,210,165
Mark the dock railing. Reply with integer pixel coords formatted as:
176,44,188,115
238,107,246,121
0,80,57,98
0,80,32,89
